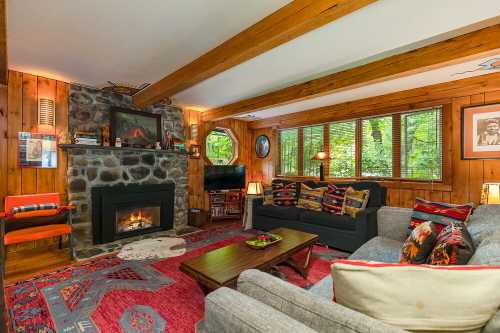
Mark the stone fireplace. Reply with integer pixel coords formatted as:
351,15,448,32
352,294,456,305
91,183,174,244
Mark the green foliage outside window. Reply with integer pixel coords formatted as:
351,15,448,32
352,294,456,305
362,116,393,177
280,129,298,175
329,121,356,177
303,126,324,176
401,108,442,180
206,129,234,165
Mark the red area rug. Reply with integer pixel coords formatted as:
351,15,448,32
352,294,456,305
5,227,347,333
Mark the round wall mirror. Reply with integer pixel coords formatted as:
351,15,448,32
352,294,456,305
205,127,238,165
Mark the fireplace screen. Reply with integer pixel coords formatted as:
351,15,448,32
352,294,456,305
116,206,161,234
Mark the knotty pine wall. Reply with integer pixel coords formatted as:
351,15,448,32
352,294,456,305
248,78,500,208
0,70,69,210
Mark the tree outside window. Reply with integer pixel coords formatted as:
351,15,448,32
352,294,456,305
206,128,237,165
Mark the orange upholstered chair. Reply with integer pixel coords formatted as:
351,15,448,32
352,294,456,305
1,193,75,261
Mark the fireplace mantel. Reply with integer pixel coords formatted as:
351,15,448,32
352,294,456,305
60,144,188,155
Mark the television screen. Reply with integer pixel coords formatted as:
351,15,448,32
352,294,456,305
204,165,246,191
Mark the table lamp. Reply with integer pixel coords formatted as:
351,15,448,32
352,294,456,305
312,151,328,181
247,181,263,196
481,183,500,204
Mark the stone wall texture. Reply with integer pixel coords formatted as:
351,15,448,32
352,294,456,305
66,84,188,249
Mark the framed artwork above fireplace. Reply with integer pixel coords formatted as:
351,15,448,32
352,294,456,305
110,107,161,149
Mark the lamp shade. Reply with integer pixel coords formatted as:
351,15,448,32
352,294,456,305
481,183,500,204
312,151,327,161
247,181,263,195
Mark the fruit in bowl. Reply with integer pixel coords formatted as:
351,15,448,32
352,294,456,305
246,233,282,249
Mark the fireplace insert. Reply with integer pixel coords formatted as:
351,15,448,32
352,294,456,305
91,183,174,244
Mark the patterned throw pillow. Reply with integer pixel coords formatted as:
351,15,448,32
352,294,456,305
400,221,437,264
410,198,473,234
297,184,326,211
341,187,370,218
11,203,58,214
322,184,348,215
263,185,274,205
427,222,475,265
272,180,297,206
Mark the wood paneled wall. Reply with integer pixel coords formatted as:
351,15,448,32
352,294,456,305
248,76,500,208
0,70,69,209
185,109,252,210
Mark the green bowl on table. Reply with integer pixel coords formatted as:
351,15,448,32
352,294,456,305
246,233,283,249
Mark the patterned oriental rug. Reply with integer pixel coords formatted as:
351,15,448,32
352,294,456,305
5,225,348,333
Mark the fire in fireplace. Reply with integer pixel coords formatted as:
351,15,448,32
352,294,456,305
116,206,160,233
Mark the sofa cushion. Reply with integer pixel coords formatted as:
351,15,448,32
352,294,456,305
297,184,326,211
332,260,500,333
254,205,302,220
342,187,370,218
467,205,500,247
400,221,437,264
322,184,348,215
427,222,475,265
468,231,500,265
349,236,402,263
299,210,356,231
272,179,297,206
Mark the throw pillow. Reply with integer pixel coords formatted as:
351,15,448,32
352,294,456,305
263,185,274,205
341,187,370,218
331,260,500,333
410,198,473,234
11,203,59,219
322,184,347,215
400,221,437,264
272,179,297,206
297,184,326,211
427,222,475,265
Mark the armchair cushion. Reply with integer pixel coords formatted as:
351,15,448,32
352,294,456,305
4,210,69,233
11,203,58,215
299,210,356,231
5,224,72,245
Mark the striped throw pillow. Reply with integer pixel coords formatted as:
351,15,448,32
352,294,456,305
272,180,297,206
410,198,473,234
322,184,348,215
11,203,58,214
341,187,370,218
297,184,326,211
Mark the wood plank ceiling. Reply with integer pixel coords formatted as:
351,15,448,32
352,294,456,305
133,0,377,108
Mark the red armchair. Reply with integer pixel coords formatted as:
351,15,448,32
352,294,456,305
1,193,75,261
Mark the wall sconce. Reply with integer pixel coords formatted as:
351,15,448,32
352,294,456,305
38,98,56,127
190,124,199,141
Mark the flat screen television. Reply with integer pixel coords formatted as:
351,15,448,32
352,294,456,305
204,165,246,191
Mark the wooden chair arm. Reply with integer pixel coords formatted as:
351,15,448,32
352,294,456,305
60,205,77,211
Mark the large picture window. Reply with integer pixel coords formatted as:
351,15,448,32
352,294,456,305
277,106,444,181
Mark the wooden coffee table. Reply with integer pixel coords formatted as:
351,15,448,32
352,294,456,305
180,228,319,293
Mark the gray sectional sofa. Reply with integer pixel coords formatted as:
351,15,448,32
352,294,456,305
203,205,500,333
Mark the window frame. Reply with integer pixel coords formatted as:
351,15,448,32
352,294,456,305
204,127,239,166
276,104,451,184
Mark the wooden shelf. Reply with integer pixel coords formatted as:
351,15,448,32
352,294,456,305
59,144,188,155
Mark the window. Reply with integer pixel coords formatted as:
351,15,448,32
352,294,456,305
277,106,444,181
329,121,356,177
400,107,442,180
206,128,237,165
302,126,324,176
280,128,298,176
361,116,393,177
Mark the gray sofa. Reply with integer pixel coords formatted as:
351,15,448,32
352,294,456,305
203,205,500,333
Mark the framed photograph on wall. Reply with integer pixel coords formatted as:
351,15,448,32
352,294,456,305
18,132,58,168
189,144,201,159
462,103,500,159
255,135,270,158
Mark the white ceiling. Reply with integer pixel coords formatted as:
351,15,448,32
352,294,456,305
7,0,500,120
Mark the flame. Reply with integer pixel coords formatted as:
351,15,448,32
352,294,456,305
118,209,154,232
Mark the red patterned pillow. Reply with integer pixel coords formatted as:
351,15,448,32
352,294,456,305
409,198,473,234
427,223,475,265
400,221,437,264
272,180,297,206
322,184,347,215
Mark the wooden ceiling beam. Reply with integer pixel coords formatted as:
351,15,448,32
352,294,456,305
248,71,500,129
133,0,377,108
0,0,6,85
203,24,500,122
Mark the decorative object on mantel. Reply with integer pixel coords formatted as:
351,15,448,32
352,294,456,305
462,103,500,159
255,134,270,158
73,130,99,145
115,137,122,147
110,106,161,149
189,144,201,159
117,237,186,260
155,141,162,150
481,183,500,204
18,132,57,168
164,131,174,150
173,139,186,152
59,144,189,155
312,151,328,181
101,125,110,146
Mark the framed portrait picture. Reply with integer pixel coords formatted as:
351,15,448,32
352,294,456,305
189,144,201,159
110,107,161,148
18,132,58,168
462,103,500,159
255,135,270,158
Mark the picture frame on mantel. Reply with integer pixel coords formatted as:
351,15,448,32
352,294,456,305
110,107,162,149
462,103,500,160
